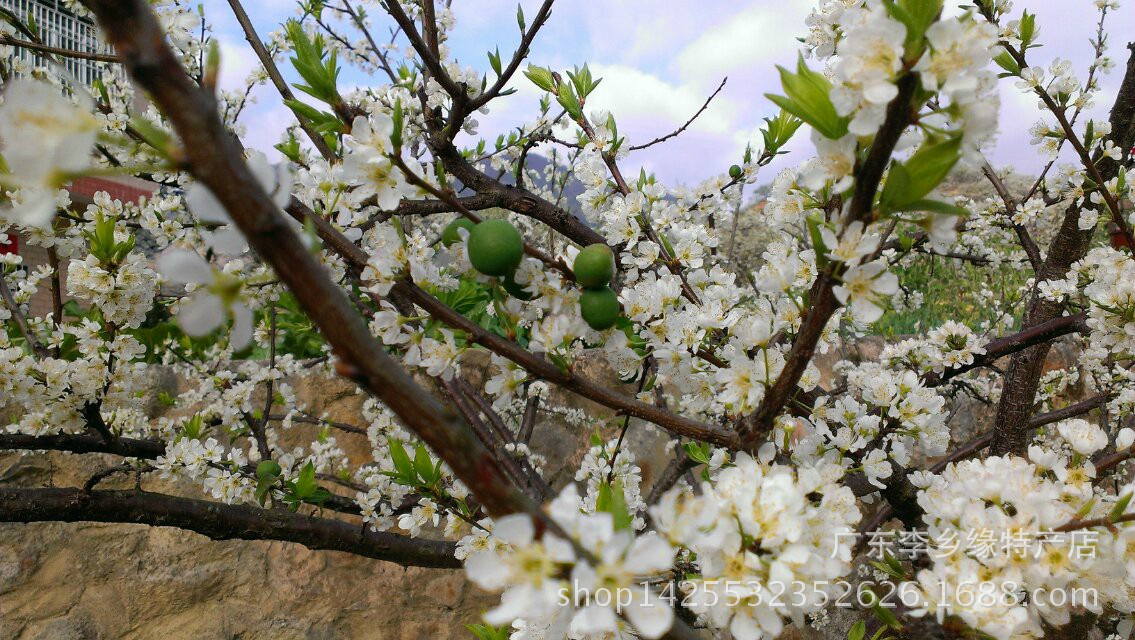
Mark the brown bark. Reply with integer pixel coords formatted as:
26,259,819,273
991,45,1135,455
77,0,535,519
0,487,458,568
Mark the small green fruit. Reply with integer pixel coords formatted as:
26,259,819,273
572,243,615,288
256,460,282,479
441,217,476,246
467,219,524,276
579,286,620,331
502,272,535,300
728,164,742,179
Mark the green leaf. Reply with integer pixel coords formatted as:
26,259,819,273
548,351,570,375
307,487,332,506
391,99,404,148
609,479,633,531
849,620,866,640
567,64,599,99
880,136,962,211
595,480,612,513
523,65,556,93
1018,10,1037,50
275,130,302,163
556,83,583,119
993,50,1021,77
413,443,438,486
285,20,341,105
129,115,173,156
293,461,318,498
682,441,711,465
487,47,502,76
1110,491,1132,521
761,110,805,155
872,599,902,629
387,437,415,482
467,623,510,640
254,478,275,506
894,199,970,217
765,54,849,140
884,0,942,55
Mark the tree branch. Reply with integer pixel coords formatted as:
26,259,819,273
78,0,535,519
991,44,1135,456
429,138,608,248
0,486,458,568
0,433,165,459
980,160,1043,271
224,0,336,160
738,73,920,449
628,77,727,151
282,197,739,447
0,34,119,63
924,312,1087,386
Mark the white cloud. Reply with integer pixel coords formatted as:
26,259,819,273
674,5,808,84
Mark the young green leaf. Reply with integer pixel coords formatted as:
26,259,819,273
765,55,849,140
523,65,556,93
879,136,963,211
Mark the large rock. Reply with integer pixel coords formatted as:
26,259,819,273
0,516,492,639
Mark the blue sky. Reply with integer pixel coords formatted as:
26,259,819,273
207,0,1135,186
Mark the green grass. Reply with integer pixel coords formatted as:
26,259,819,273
874,253,1031,337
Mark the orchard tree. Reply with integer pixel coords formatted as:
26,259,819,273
2,0,1135,638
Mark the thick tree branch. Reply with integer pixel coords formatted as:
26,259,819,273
991,44,1135,456
0,487,458,568
0,433,165,459
1030,394,1110,429
78,0,535,519
739,74,919,449
924,312,1087,386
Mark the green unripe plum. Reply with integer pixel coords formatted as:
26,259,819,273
728,164,742,179
572,243,615,288
256,460,282,479
441,217,476,246
579,286,620,331
467,220,524,276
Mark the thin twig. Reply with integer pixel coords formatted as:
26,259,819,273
628,77,727,151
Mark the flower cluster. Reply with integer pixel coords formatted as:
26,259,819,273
651,454,860,639
908,442,1134,639
465,485,676,638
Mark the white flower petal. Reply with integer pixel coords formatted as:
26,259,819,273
230,303,254,350
156,249,213,285
178,292,224,337
186,182,230,224
626,590,674,639
492,514,534,547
